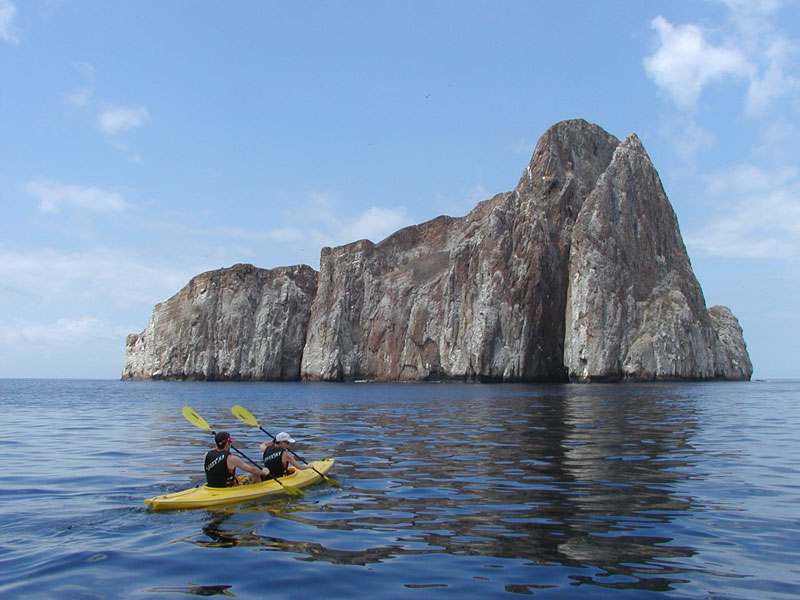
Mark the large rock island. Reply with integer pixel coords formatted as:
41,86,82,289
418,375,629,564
122,119,753,382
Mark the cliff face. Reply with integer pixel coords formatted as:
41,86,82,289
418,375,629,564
122,263,317,380
301,120,621,381
563,135,749,380
123,119,753,382
708,305,753,379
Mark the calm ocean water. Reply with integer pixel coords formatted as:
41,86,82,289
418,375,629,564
0,379,798,599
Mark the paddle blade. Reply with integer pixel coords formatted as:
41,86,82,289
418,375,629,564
182,405,212,432
309,466,341,487
323,475,342,488
231,404,259,427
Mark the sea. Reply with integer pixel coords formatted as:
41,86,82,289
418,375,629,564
0,379,798,599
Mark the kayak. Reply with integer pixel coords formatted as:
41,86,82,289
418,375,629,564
144,458,335,511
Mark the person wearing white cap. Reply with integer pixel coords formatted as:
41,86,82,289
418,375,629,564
260,431,305,477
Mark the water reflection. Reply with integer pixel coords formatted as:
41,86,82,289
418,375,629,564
4,380,795,598
185,385,704,590
147,584,234,597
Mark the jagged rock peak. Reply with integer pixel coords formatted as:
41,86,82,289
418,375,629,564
563,129,749,381
515,119,620,197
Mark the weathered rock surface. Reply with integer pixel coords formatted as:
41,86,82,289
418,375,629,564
123,119,753,382
708,305,753,380
122,263,317,380
301,121,620,381
563,134,750,380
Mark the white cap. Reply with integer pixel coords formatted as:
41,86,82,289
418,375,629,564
275,432,296,443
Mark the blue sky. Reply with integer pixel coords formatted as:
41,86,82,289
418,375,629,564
1,1,798,379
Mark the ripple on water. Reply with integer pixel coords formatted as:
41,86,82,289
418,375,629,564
0,380,799,598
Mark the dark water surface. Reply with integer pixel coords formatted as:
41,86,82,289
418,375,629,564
0,380,798,599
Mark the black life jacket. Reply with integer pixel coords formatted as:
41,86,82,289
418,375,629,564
262,443,286,477
205,448,236,488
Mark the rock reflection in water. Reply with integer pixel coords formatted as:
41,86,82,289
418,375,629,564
194,512,412,566
189,385,704,590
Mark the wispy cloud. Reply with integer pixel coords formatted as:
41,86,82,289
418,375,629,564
174,193,415,252
745,36,798,115
685,164,800,258
657,116,716,163
643,16,751,109
299,192,414,246
72,61,95,79
0,316,133,346
755,119,797,162
0,247,192,308
644,3,799,115
65,61,96,107
24,179,130,213
66,87,93,108
144,191,416,249
97,105,150,135
509,138,533,155
0,0,19,44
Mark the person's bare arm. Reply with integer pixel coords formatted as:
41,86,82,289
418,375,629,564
286,451,305,469
229,454,269,478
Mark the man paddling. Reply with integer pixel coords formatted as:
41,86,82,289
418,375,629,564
205,431,270,487
261,432,305,477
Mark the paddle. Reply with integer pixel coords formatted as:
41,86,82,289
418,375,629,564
231,404,341,488
181,405,303,497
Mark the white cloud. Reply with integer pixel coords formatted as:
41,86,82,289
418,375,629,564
263,227,306,243
346,206,413,242
663,118,716,162
705,164,798,196
720,0,785,40
24,179,130,213
72,61,96,80
302,192,414,245
0,0,19,44
0,247,191,308
755,119,797,161
644,16,751,109
745,37,799,115
65,63,96,108
644,6,799,115
148,193,415,250
66,87,93,108
0,316,133,346
686,164,800,258
97,105,150,134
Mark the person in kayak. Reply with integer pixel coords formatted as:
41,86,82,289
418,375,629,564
205,431,270,487
260,431,305,477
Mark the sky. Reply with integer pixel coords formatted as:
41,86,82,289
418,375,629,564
0,1,798,379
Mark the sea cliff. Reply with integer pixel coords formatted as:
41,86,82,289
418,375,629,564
122,119,752,382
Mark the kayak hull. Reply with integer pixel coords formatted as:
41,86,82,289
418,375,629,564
144,458,335,511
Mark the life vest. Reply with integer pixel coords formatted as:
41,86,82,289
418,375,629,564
262,443,287,477
205,449,237,487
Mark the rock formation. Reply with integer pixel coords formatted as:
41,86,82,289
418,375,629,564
301,120,620,381
708,305,753,379
123,119,753,382
563,134,751,381
122,264,317,380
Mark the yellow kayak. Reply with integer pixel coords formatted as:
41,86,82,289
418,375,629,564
144,458,335,511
